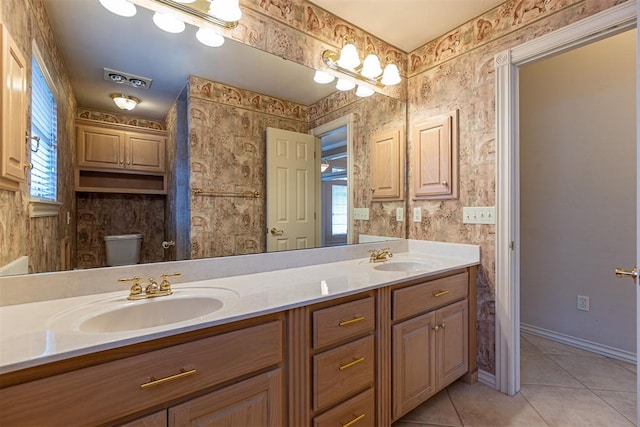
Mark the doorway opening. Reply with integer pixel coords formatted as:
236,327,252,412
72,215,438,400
319,125,348,247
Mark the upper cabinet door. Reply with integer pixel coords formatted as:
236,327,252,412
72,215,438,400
77,124,125,169
370,127,404,200
412,110,459,200
0,24,27,191
125,132,165,173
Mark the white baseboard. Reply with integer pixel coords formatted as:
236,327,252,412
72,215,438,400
477,369,496,388
521,323,636,364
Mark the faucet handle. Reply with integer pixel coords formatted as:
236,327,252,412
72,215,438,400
160,272,181,291
145,277,159,294
118,276,142,297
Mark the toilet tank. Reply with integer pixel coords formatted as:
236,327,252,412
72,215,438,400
104,234,142,266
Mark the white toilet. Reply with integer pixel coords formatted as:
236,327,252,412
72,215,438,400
104,234,142,266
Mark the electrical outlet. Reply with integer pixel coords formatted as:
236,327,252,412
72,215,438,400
577,295,590,311
396,207,404,222
353,208,369,220
413,207,422,223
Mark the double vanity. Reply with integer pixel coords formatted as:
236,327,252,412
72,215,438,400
0,239,479,426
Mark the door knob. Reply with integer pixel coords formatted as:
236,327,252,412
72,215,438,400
615,266,638,285
270,227,284,236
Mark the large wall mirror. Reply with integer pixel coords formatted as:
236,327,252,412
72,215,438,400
28,0,407,274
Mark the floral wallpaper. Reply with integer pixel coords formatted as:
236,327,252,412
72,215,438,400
405,0,630,374
77,108,166,130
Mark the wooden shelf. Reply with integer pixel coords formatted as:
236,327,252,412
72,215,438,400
75,170,166,195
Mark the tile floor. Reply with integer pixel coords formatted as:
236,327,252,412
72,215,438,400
392,332,637,427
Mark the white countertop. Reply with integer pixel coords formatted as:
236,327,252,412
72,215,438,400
0,242,479,375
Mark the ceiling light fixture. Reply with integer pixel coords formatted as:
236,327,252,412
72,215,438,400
317,44,402,92
111,94,140,111
104,0,243,48
99,0,137,17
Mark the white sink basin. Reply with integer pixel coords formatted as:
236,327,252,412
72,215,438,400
373,261,429,272
50,287,239,334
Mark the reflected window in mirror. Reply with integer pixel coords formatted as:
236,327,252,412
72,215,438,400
30,45,58,204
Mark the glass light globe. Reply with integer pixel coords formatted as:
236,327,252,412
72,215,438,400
336,78,356,91
313,70,335,84
356,85,375,97
361,54,382,79
209,0,242,22
98,0,136,17
196,27,225,47
152,12,185,33
337,43,360,70
381,63,401,86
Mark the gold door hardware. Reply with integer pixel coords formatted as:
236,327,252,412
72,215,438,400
338,316,366,326
432,323,446,331
615,266,638,285
341,413,365,427
338,357,366,371
442,181,448,187
432,290,449,297
270,227,284,235
432,325,440,331
140,368,196,389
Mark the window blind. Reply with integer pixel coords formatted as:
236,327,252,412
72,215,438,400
30,57,57,201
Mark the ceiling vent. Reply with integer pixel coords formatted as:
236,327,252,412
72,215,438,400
103,67,153,89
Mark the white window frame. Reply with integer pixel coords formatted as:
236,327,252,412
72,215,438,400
29,42,60,218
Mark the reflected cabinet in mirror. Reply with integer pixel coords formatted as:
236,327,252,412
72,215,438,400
1,0,407,276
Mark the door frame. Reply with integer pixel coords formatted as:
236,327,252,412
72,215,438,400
310,114,355,245
494,1,637,396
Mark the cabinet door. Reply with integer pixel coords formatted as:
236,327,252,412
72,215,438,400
0,24,27,190
412,110,458,199
392,311,437,420
126,133,165,172
169,369,283,427
119,411,167,427
77,124,125,169
370,127,403,200
435,299,468,390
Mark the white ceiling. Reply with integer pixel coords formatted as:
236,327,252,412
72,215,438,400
308,0,506,52
43,0,507,121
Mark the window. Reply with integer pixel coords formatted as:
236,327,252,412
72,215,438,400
330,183,347,235
29,51,57,202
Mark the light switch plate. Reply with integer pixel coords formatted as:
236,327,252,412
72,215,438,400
463,206,496,224
353,208,369,220
413,207,422,223
396,207,404,222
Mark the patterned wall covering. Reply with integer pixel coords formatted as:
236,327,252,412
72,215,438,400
309,90,407,242
76,193,166,269
406,0,629,374
0,0,76,274
188,76,309,258
77,108,166,130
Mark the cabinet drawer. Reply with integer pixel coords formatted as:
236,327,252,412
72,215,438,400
313,335,375,411
313,388,375,427
393,272,468,321
0,320,283,426
313,297,375,349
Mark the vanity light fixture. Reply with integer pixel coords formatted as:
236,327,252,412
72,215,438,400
153,11,186,33
111,94,140,111
99,0,137,17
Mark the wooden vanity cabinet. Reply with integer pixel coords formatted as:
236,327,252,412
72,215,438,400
0,314,284,426
390,270,473,422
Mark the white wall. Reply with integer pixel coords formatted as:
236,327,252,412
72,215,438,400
520,29,637,353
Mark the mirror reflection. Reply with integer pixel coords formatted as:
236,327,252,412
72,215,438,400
14,0,407,274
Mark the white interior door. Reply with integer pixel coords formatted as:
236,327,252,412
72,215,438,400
266,127,318,252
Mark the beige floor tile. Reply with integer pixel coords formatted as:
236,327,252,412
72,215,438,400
447,381,548,427
392,423,445,427
521,334,543,356
593,390,637,425
615,359,638,374
523,334,605,358
550,355,636,392
521,384,635,427
520,352,585,388
397,388,462,426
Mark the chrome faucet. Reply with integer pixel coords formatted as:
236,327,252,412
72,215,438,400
369,247,393,263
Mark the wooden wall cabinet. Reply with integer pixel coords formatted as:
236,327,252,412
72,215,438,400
370,127,404,200
0,24,27,191
412,110,459,200
75,119,167,194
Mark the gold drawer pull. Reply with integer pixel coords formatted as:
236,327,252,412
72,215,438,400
339,357,366,371
338,316,365,326
342,413,365,427
432,290,449,297
140,368,196,389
